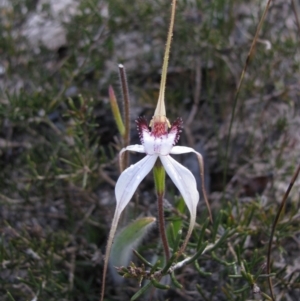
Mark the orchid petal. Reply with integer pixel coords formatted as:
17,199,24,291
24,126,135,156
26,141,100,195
115,155,158,214
120,144,145,154
170,145,196,154
119,144,145,171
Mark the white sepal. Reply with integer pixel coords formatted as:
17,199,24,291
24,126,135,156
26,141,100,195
115,154,158,214
170,145,212,222
159,155,199,223
160,155,199,254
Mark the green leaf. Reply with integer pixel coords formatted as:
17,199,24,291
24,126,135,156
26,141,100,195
110,217,156,282
130,281,152,301
109,85,125,136
6,292,16,301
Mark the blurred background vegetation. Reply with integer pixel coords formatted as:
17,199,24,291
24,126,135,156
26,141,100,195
0,0,300,300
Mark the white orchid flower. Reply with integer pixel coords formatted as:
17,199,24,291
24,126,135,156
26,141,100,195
101,117,210,301
100,1,211,299
116,115,200,248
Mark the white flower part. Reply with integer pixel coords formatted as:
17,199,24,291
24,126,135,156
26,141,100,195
159,155,199,224
121,144,145,154
142,132,173,156
170,145,212,223
170,145,196,155
115,154,158,214
142,130,156,155
159,132,177,155
141,127,175,156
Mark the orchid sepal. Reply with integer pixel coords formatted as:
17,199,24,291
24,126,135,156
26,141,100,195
170,146,212,222
159,155,199,256
116,153,158,214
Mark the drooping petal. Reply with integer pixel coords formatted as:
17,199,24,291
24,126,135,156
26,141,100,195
115,154,158,214
169,145,195,154
119,144,146,172
120,144,145,154
160,155,199,254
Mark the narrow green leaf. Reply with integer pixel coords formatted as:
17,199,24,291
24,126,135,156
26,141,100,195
132,250,153,268
109,85,125,136
6,292,16,301
130,281,152,301
196,218,210,250
194,260,212,276
171,271,183,289
151,278,170,290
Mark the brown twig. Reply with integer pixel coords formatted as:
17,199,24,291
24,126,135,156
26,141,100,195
291,0,300,38
267,163,300,300
99,167,116,187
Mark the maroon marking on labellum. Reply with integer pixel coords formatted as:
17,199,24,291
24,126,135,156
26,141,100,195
136,116,149,144
170,118,183,145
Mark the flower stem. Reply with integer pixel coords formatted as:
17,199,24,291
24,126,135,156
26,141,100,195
153,161,170,262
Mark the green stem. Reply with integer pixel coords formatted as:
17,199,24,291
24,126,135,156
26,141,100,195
153,160,170,262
